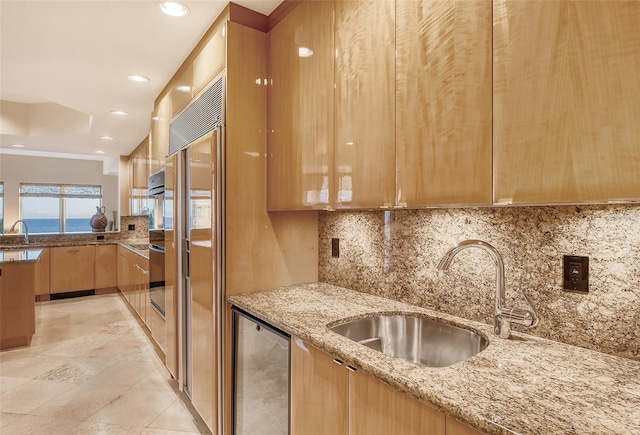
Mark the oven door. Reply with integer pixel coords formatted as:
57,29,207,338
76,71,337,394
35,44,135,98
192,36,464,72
149,243,166,317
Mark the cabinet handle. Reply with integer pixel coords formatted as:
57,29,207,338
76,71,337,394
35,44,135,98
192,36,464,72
346,365,357,373
66,249,80,254
333,359,344,365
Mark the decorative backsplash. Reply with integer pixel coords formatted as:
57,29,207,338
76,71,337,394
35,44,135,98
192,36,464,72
319,205,640,361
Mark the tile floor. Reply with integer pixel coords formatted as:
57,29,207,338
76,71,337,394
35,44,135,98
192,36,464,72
0,293,210,434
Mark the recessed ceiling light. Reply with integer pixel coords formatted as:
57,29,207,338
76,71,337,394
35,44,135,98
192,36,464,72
12,144,25,148
110,110,128,116
127,74,150,83
100,136,114,140
176,85,191,93
159,1,190,17
298,47,314,58
95,150,105,154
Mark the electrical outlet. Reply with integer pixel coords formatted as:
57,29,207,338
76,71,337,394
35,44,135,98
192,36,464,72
331,238,340,257
96,235,105,241
128,224,135,231
563,255,589,292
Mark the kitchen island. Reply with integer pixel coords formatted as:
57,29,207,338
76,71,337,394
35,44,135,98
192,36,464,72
229,283,640,435
0,248,43,350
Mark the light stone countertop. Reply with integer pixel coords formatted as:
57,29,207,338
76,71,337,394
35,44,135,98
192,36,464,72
228,282,640,435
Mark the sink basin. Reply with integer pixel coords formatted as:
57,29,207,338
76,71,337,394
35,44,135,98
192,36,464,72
329,315,488,367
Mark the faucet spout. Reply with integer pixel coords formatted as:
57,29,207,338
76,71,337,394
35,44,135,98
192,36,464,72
9,220,30,245
437,240,538,337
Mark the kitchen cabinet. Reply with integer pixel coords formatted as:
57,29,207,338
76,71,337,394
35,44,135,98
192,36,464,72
193,22,226,96
267,0,334,211
170,65,194,118
334,0,396,209
150,93,171,175
50,245,95,293
493,0,640,204
35,247,50,296
291,339,446,435
116,245,150,328
395,0,492,207
95,244,117,290
165,153,178,377
129,137,150,215
446,416,483,435
0,262,36,349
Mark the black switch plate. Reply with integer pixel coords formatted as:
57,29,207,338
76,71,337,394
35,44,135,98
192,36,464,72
331,238,340,257
563,255,589,292
128,224,135,231
97,235,105,240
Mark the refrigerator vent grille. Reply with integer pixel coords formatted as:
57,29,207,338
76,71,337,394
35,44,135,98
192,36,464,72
169,76,224,155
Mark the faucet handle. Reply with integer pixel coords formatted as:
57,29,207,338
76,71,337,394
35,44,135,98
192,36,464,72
522,291,539,328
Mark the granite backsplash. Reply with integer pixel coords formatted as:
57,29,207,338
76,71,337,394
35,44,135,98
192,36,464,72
319,205,640,361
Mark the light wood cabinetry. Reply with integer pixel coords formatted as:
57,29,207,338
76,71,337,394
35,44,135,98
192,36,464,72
267,0,334,211
116,245,150,329
165,153,178,378
170,65,194,118
334,0,396,209
446,416,483,435
95,244,117,290
193,23,226,95
493,0,640,204
0,262,36,349
150,93,171,175
129,137,150,215
291,338,348,435
291,339,447,435
50,246,95,293
35,247,50,296
396,0,492,207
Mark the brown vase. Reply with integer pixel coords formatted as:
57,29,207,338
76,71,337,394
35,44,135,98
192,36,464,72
90,206,108,232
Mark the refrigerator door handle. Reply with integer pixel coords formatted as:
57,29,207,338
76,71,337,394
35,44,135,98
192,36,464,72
182,238,190,279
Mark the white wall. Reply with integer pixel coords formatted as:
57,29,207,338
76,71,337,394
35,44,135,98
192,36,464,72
0,154,119,232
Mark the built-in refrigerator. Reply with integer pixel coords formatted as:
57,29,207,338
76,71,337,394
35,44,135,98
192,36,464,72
232,308,290,435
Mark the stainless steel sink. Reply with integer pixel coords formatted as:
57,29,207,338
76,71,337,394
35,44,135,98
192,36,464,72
329,315,488,367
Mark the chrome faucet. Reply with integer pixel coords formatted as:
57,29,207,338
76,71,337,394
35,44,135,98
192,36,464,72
437,240,538,337
9,220,30,245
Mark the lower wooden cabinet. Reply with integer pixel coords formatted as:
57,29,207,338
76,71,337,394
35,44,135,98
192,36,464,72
50,245,95,293
0,262,36,349
35,247,50,296
95,244,117,290
291,338,482,435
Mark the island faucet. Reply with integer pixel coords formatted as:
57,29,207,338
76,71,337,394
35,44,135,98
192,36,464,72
437,240,538,337
9,220,30,245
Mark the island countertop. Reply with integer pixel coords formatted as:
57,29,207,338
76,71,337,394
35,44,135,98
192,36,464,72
228,282,640,435
0,248,43,264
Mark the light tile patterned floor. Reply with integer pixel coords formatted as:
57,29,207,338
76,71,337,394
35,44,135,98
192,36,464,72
0,294,210,434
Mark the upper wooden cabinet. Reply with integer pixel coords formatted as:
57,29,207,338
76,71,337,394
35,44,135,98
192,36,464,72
396,0,492,207
170,65,194,118
267,1,334,211
193,23,226,96
334,0,396,209
129,137,150,215
493,0,640,204
150,93,171,174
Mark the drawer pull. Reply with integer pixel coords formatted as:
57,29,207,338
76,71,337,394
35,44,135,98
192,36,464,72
346,365,357,373
67,249,80,254
333,359,344,365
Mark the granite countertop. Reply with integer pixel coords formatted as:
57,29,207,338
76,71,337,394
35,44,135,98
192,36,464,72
0,248,43,264
228,283,640,435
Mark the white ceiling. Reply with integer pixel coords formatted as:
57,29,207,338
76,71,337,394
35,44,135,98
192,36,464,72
0,0,282,161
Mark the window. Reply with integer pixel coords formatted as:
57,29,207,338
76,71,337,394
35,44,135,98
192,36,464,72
0,182,4,234
20,183,102,234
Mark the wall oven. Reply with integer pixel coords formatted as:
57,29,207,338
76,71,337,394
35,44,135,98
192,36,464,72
149,170,166,317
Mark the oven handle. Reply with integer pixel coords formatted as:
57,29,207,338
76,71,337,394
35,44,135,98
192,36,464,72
149,244,165,254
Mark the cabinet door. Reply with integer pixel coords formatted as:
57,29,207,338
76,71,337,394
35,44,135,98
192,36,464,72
446,416,482,435
493,0,640,204
150,93,171,174
50,246,95,293
193,23,226,95
349,369,445,435
165,153,179,377
290,339,348,435
95,244,117,289
35,247,50,295
171,65,194,118
396,0,492,207
267,1,334,211
335,0,395,209
129,137,150,215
